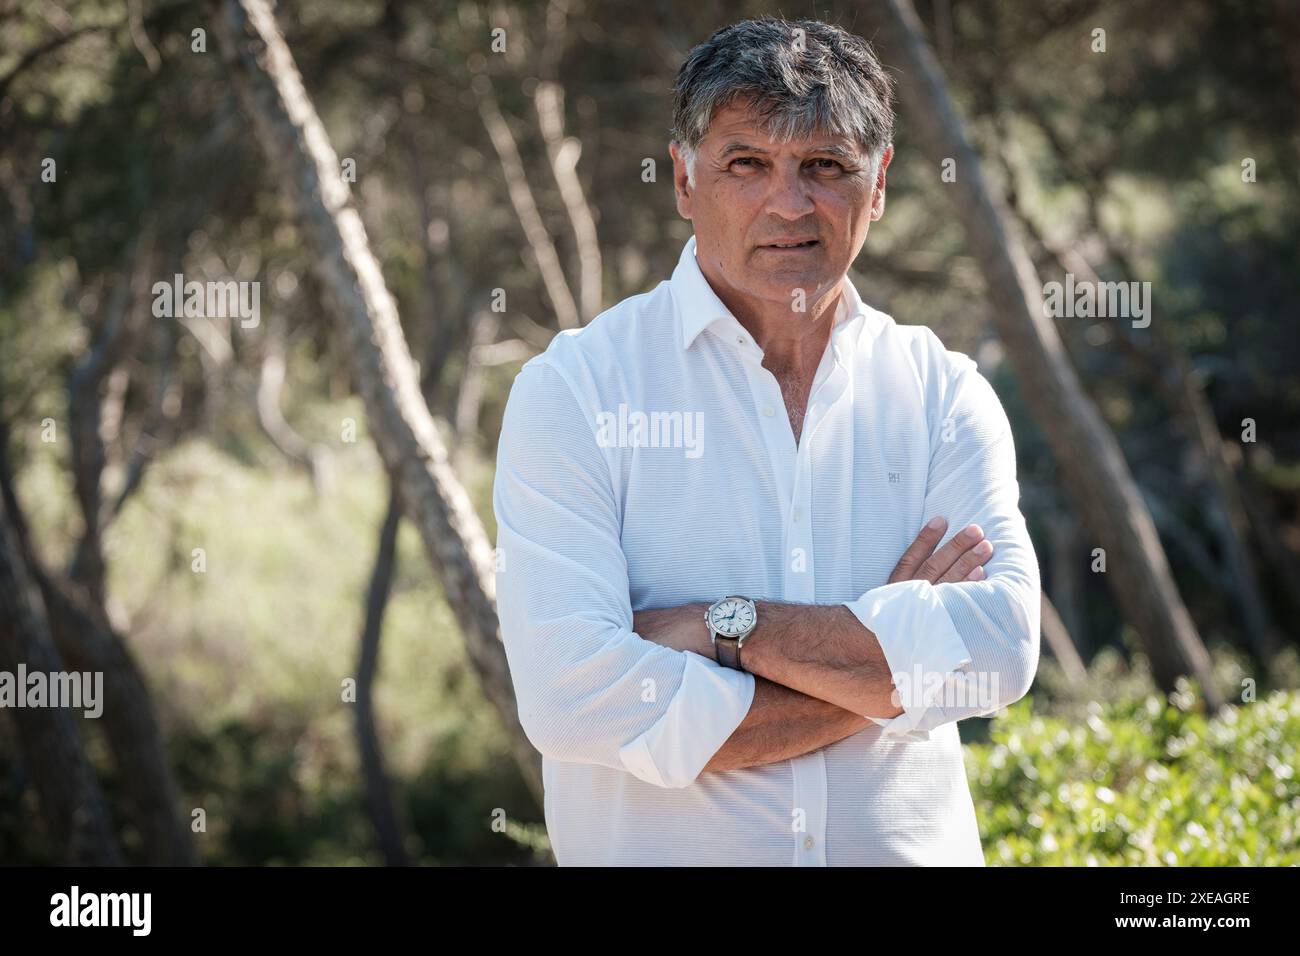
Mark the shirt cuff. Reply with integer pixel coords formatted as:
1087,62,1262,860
844,579,972,741
617,650,755,788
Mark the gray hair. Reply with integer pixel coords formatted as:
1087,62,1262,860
671,18,895,186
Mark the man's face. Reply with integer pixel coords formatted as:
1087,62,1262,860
671,99,892,313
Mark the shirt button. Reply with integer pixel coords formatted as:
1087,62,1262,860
762,406,775,417
792,507,802,522
804,836,815,850
737,336,747,346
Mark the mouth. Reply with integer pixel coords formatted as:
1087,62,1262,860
759,239,820,251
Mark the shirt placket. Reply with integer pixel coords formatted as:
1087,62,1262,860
732,326,850,867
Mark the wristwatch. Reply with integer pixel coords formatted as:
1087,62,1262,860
705,596,757,670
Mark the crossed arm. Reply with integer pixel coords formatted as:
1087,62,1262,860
633,520,996,773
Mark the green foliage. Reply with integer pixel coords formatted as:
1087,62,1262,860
968,687,1300,865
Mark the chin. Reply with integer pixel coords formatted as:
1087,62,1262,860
754,272,831,301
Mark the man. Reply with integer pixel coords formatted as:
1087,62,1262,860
492,17,1040,865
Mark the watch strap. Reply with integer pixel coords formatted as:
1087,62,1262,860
715,635,742,670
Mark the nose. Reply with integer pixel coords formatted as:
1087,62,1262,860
764,161,815,220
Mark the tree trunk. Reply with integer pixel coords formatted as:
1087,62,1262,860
476,75,582,330
1041,595,1087,686
212,0,543,802
55,243,199,866
0,490,120,865
355,490,411,865
863,0,1222,706
37,567,198,865
1,413,195,866
1045,511,1087,658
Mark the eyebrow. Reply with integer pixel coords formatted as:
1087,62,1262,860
717,141,861,160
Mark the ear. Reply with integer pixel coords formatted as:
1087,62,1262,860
669,141,693,221
870,145,893,221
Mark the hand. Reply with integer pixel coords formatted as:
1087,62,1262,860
633,602,712,656
887,517,993,584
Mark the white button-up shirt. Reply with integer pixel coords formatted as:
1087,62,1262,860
493,235,1040,865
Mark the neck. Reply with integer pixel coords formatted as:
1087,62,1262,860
711,274,845,379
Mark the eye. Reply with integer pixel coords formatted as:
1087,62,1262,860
728,157,761,170
809,158,844,173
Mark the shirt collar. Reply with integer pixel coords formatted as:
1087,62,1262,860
670,234,871,352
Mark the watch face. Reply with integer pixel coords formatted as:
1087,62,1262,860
709,598,755,638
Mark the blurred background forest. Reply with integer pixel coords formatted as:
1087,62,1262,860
1,0,1298,866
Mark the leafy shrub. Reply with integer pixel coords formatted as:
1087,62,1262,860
967,685,1300,865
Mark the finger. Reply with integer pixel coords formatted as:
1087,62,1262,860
916,523,984,582
938,538,994,583
888,516,947,584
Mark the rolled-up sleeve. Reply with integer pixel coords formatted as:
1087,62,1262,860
493,359,755,787
844,344,1040,739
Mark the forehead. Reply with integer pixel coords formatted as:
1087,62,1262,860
699,98,863,154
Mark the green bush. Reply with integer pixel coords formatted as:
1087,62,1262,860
967,686,1300,865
